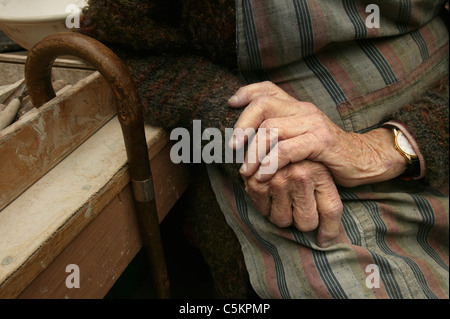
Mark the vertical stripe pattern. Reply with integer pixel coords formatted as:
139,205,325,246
294,0,348,104
236,0,448,133
239,0,271,82
291,230,348,298
357,39,398,85
410,193,449,271
343,0,368,39
224,0,449,299
209,163,449,299
233,181,291,299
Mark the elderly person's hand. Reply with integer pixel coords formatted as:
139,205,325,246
228,81,408,188
242,160,343,248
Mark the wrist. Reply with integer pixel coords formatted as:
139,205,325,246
349,128,408,186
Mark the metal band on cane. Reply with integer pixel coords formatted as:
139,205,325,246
132,178,155,202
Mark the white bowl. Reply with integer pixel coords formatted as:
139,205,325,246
0,0,87,50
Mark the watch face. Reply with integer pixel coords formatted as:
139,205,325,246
397,131,417,156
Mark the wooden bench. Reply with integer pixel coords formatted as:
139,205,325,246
0,52,190,298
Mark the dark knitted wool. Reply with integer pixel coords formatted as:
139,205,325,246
81,0,237,67
80,0,250,298
384,76,449,189
181,0,237,67
118,51,247,184
182,164,251,298
114,51,251,298
81,0,187,51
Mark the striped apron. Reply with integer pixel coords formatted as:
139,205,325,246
208,0,449,298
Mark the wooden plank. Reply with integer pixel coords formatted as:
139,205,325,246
0,79,23,103
0,51,95,70
0,51,191,299
17,185,143,299
0,71,117,211
17,147,191,299
0,116,190,298
0,62,94,86
0,155,131,299
0,52,94,86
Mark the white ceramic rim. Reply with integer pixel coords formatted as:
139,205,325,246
0,1,87,23
0,14,69,23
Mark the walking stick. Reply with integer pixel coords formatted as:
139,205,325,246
24,32,170,298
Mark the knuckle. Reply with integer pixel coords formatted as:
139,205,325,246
250,96,270,115
260,80,277,91
260,118,277,130
246,179,265,196
262,80,275,88
276,139,291,156
290,165,312,183
252,95,268,107
246,176,259,188
304,101,320,113
334,200,344,214
320,200,344,223
246,181,265,195
325,200,344,218
269,174,288,191
294,215,319,232
319,227,339,241
293,205,319,232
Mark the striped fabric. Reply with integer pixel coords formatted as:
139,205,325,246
209,166,449,299
236,0,449,132
209,0,449,298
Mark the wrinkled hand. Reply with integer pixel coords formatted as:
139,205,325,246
228,81,407,188
243,160,343,248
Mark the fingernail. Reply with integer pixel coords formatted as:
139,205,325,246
228,95,239,105
240,163,247,174
255,169,262,180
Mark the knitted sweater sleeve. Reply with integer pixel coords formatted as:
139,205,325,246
383,76,449,188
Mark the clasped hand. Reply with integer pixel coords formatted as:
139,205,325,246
228,82,407,247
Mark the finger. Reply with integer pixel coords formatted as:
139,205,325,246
268,176,293,228
241,115,321,177
291,176,320,233
240,122,279,176
228,81,297,108
255,134,317,182
244,176,271,216
229,96,300,150
315,179,343,248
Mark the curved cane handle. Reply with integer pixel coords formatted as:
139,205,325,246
25,32,139,124
25,32,148,179
24,32,170,298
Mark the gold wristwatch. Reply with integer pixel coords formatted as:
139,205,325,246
391,127,420,177
393,128,417,164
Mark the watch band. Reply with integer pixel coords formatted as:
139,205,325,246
399,150,420,178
